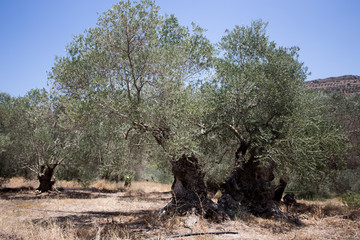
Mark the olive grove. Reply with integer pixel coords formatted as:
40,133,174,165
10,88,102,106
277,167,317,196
0,0,354,221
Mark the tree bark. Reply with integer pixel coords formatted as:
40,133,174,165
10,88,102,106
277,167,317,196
273,178,287,202
164,154,228,222
218,146,284,219
36,164,57,192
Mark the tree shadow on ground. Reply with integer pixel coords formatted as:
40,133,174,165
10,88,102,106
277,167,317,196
117,190,171,203
32,209,156,239
0,187,119,200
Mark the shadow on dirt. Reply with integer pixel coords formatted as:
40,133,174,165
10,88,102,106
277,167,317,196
33,209,151,226
0,187,35,192
32,209,156,239
0,187,122,201
117,190,171,203
0,187,170,239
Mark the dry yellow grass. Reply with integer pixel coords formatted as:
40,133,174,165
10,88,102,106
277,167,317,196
57,179,172,193
89,179,123,190
2,177,38,189
56,180,83,189
1,178,359,240
130,181,171,193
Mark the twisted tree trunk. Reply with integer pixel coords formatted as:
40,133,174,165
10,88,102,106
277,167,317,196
129,123,228,221
37,164,57,192
218,146,284,219
164,154,228,222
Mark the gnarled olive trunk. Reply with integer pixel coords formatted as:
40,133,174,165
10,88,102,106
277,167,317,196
218,146,284,218
164,154,228,222
37,164,57,192
145,125,228,221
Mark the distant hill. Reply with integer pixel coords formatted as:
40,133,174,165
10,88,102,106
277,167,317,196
306,75,360,97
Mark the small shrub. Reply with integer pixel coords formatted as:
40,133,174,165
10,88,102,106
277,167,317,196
340,191,360,209
124,172,135,188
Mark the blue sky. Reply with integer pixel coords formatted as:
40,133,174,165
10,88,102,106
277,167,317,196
1,0,359,97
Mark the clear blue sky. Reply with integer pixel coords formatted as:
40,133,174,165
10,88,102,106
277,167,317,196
1,0,359,97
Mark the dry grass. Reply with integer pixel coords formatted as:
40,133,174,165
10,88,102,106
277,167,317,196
287,198,349,220
1,178,359,240
130,181,171,193
58,179,171,193
2,177,38,189
56,180,83,189
89,179,123,191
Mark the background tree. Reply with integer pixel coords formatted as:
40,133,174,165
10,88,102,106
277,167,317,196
322,93,360,194
0,92,17,179
0,89,78,191
270,90,348,196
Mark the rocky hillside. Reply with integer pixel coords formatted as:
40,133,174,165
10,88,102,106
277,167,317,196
306,75,360,97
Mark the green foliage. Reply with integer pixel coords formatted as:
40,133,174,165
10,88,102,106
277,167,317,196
210,20,306,150
48,0,214,174
0,1,352,199
340,191,360,209
0,88,80,180
0,93,11,155
200,20,308,181
317,92,360,193
0,94,12,177
271,90,348,188
334,168,360,194
141,164,173,183
197,20,348,191
124,171,135,187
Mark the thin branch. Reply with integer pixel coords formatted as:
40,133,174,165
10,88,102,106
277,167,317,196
125,30,141,103
166,231,238,238
56,157,65,166
198,124,218,136
97,102,129,120
228,124,243,142
37,156,41,173
125,127,135,140
22,165,38,174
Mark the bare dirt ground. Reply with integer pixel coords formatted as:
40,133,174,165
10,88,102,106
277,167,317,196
0,178,359,240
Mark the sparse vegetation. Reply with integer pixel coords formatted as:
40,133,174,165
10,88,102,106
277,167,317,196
306,75,360,97
340,191,360,209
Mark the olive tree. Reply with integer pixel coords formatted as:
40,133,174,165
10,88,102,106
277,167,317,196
48,0,227,219
200,20,347,218
270,90,348,196
0,89,78,191
322,93,360,193
0,93,16,179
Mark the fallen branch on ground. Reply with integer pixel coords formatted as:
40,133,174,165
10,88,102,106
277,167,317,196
166,231,238,238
